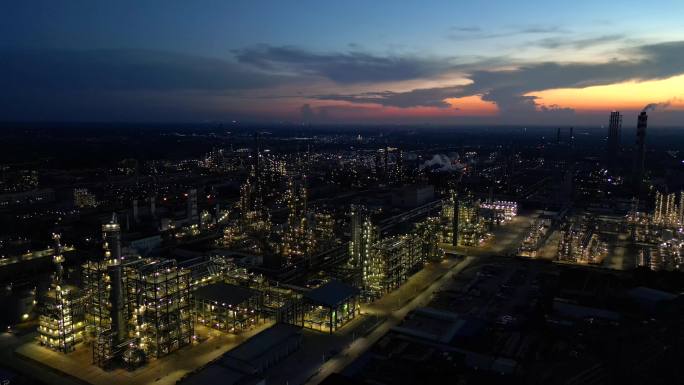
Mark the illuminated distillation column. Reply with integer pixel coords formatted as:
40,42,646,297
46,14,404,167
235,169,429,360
282,177,309,259
653,191,663,224
440,191,458,246
51,232,65,283
38,233,86,353
679,191,684,227
102,213,122,261
349,204,378,279
360,217,379,287
654,191,681,227
349,204,364,268
666,192,676,226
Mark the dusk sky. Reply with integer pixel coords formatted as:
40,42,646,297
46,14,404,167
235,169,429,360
3,1,684,126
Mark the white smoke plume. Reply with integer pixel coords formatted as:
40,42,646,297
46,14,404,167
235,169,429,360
420,154,459,171
643,97,681,112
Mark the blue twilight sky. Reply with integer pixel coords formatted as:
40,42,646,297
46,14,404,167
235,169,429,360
2,1,684,125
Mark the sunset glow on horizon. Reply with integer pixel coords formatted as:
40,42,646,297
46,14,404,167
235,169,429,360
4,1,684,125
529,74,684,113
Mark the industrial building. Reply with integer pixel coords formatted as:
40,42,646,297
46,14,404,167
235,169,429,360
301,280,360,333
364,235,423,297
37,284,86,352
455,193,487,246
480,200,518,225
194,282,263,333
73,188,98,208
179,324,302,385
348,204,378,274
75,215,195,368
82,256,194,368
519,216,552,257
281,177,311,264
653,190,684,228
440,190,459,246
557,216,607,264
37,233,87,353
413,216,442,262
440,191,488,247
312,211,336,252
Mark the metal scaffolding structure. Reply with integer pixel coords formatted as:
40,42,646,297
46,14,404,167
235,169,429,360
82,258,141,367
132,260,194,359
37,284,86,352
37,233,87,353
82,257,194,367
194,282,263,333
364,234,423,297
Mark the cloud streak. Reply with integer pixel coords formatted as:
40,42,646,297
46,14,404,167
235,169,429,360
233,45,453,84
313,41,684,115
447,24,566,41
314,87,462,108
533,34,626,50
0,49,287,91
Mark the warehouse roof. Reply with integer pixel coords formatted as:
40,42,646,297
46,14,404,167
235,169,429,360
194,282,258,306
303,280,360,308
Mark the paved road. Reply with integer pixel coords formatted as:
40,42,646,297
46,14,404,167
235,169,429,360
8,322,274,385
0,331,82,385
304,256,475,385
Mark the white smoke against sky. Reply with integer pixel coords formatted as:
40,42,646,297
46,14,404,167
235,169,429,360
420,154,460,171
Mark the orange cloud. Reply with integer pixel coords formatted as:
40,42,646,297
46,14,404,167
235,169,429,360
528,74,684,112
444,95,498,115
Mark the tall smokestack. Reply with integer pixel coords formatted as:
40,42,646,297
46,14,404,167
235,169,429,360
633,111,648,193
607,111,622,159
